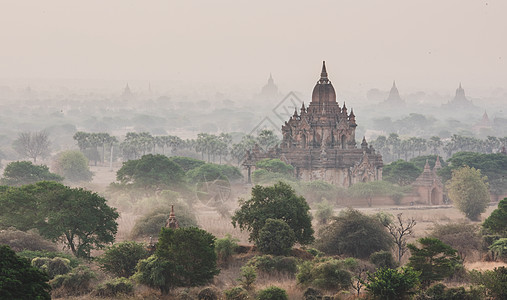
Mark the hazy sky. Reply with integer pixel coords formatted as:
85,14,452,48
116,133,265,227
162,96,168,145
1,0,506,93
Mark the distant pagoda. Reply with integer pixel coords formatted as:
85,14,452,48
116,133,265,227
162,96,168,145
382,81,405,106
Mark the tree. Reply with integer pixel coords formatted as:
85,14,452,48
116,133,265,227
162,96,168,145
256,218,296,256
169,156,206,172
257,286,288,300
470,267,507,299
430,222,481,262
379,213,416,263
0,245,51,300
407,237,460,287
98,241,148,278
134,227,220,294
315,208,393,259
52,150,93,182
483,197,507,234
1,161,63,186
365,267,420,300
12,131,51,163
296,257,356,292
382,160,422,186
0,182,119,258
232,181,314,245
446,166,489,221
115,154,186,193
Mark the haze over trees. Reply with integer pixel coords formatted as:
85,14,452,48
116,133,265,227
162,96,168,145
12,131,51,163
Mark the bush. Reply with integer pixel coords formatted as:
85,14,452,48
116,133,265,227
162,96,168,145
369,251,398,269
247,255,299,275
130,204,197,238
98,241,148,277
296,258,356,291
18,250,80,268
215,234,239,265
224,286,249,300
470,266,507,299
430,222,482,262
0,228,57,252
198,287,220,300
256,219,296,256
52,150,93,182
238,265,257,290
32,257,72,279
315,208,393,259
303,287,322,300
256,286,288,300
416,283,485,300
489,238,507,261
366,267,420,299
314,199,334,225
94,277,134,297
50,266,95,296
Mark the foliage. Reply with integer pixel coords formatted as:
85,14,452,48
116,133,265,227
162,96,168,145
416,283,484,300
252,169,295,185
410,155,447,170
296,180,346,204
198,287,220,300
296,257,356,291
1,161,63,186
134,227,219,294
256,219,296,256
383,160,422,186
430,222,481,261
370,251,398,269
0,245,51,300
52,150,93,182
130,203,197,238
18,250,80,268
224,286,249,300
470,266,507,299
215,234,239,265
256,286,288,300
446,166,490,221
314,200,334,225
170,156,206,172
98,241,148,278
256,158,294,175
407,237,461,287
0,182,119,258
238,265,257,290
0,228,57,252
187,163,242,183
247,255,299,275
49,266,95,296
483,197,507,235
31,257,72,279
315,208,393,259
94,277,133,297
115,154,186,193
489,238,507,260
232,181,314,245
365,267,420,300
379,212,417,262
12,131,51,163
303,288,322,300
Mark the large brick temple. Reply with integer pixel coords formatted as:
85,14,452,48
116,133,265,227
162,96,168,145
244,62,383,187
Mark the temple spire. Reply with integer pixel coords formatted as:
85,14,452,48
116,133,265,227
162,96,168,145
321,61,328,79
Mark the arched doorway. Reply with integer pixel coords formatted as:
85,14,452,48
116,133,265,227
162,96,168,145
430,188,438,205
341,135,346,149
301,134,307,148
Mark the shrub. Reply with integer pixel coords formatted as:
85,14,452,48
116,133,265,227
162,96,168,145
0,228,57,252
224,286,249,300
296,258,356,291
256,286,288,300
94,277,134,297
198,287,220,300
256,219,296,256
430,222,482,262
52,150,93,182
98,241,148,277
130,204,197,238
470,266,507,299
238,265,257,290
303,287,322,300
314,199,334,225
50,266,95,296
215,234,239,265
489,238,507,261
417,283,485,300
366,267,420,300
32,257,72,279
369,251,398,269
18,250,80,268
247,255,299,275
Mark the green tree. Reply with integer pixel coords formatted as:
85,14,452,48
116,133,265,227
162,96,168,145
470,267,507,299
365,267,420,300
134,227,219,295
0,245,51,300
257,286,288,300
1,161,63,186
98,241,148,278
115,154,186,193
296,257,357,291
446,166,489,221
52,150,93,182
382,160,421,186
483,197,507,235
169,156,206,172
407,237,460,287
430,222,481,262
256,218,296,256
315,208,393,259
232,181,314,245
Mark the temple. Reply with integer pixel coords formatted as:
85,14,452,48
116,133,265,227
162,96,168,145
442,83,478,110
244,62,383,187
382,81,405,106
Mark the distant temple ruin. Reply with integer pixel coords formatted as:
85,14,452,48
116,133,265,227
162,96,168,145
244,62,383,187
411,157,444,205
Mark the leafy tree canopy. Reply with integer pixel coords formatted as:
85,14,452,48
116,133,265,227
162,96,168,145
483,197,507,234
169,156,206,172
0,245,51,300
186,163,242,184
256,218,296,256
232,181,314,245
315,208,393,259
1,161,63,186
383,160,422,186
365,267,420,300
255,158,294,175
446,166,490,221
52,150,93,182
